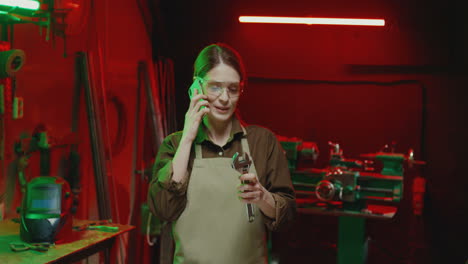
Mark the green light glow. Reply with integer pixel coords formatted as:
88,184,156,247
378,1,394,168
0,0,40,11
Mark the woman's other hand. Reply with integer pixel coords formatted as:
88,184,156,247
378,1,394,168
238,173,276,219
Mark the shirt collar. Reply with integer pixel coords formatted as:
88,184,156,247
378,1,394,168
194,116,246,145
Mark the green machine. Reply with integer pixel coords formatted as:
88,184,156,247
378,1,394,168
279,138,425,264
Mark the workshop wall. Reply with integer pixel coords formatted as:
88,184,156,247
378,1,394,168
2,0,153,261
159,0,467,263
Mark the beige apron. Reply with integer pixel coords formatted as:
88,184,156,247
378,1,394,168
172,133,266,264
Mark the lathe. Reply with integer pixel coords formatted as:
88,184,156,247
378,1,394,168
278,137,425,264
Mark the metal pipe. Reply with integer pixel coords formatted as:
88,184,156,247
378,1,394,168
359,187,393,194
79,52,112,220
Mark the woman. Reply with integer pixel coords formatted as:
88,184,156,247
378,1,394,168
148,43,296,264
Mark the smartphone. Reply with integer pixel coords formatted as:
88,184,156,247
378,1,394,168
188,77,203,99
188,78,206,110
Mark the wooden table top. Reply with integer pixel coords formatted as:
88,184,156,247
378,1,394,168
0,218,135,264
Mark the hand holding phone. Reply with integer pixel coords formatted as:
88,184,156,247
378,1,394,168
188,77,207,110
182,78,210,143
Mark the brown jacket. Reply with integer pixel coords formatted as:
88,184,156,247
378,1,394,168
147,118,296,231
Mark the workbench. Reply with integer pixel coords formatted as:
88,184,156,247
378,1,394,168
0,218,135,264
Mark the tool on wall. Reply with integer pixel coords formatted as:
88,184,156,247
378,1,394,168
0,39,26,220
0,48,25,79
0,0,90,57
0,9,26,220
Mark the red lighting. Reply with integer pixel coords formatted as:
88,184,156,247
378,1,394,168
239,16,385,26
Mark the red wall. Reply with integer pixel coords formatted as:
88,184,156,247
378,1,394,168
2,0,154,262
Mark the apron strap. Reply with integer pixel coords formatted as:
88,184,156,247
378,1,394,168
240,126,252,157
195,144,203,159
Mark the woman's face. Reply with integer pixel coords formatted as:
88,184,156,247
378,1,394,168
202,63,242,123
